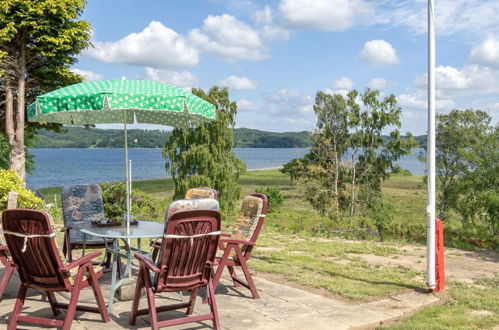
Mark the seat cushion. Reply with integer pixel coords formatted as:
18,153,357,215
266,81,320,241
228,196,264,257
166,198,219,220
67,265,103,285
185,187,217,200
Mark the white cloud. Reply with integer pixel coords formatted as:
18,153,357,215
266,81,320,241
189,14,267,61
279,0,376,31
71,68,103,81
264,89,313,115
384,0,499,37
253,5,273,25
220,75,257,90
237,99,257,111
470,36,499,67
86,21,198,69
140,68,198,90
415,64,499,99
368,77,388,90
359,40,399,67
333,77,354,90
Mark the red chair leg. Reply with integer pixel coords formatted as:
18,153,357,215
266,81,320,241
46,291,62,316
144,269,158,330
62,265,86,330
8,284,27,330
227,266,241,287
87,265,110,323
213,247,232,288
0,264,15,299
207,278,220,330
129,267,145,325
235,248,260,299
186,288,198,316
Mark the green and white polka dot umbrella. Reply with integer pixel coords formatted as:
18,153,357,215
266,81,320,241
27,80,216,231
27,79,216,127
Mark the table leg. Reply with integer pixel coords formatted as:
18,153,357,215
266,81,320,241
107,239,119,313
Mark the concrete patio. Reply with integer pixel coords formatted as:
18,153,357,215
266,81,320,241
0,266,439,330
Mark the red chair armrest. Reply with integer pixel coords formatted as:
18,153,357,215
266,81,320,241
0,245,8,251
60,251,102,271
220,238,255,246
135,253,160,273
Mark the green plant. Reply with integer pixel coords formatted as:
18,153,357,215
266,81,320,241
101,182,126,220
256,187,284,212
0,169,44,210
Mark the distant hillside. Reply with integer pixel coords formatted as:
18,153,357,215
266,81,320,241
34,127,424,149
33,127,312,148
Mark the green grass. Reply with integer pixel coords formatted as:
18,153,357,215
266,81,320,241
380,278,499,329
250,231,423,301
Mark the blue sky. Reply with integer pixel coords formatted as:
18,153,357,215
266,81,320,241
75,0,499,134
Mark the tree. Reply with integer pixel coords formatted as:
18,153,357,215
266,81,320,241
0,0,91,179
300,89,416,237
434,109,493,219
163,86,246,212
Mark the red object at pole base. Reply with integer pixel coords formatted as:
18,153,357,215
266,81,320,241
431,218,445,292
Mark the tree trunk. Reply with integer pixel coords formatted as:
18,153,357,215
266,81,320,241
349,153,357,221
6,40,27,180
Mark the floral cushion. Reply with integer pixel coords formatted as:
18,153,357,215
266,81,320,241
229,196,264,257
166,198,219,220
185,187,217,200
61,184,105,243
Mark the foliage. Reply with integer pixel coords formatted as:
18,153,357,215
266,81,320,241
427,109,498,244
300,89,417,225
255,186,283,212
391,165,412,176
0,0,91,178
101,181,161,221
101,182,127,220
0,169,43,210
163,86,246,212
234,128,311,147
280,154,312,187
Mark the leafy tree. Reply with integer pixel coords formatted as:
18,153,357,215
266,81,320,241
280,155,312,187
0,0,91,179
301,89,417,236
434,109,493,219
163,86,246,212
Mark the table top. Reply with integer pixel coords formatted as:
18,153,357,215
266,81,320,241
71,220,164,239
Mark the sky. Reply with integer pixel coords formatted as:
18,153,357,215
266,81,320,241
75,0,499,135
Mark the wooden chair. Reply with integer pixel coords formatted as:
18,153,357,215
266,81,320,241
130,209,221,330
151,197,219,262
213,193,268,299
1,209,109,330
0,244,15,300
61,184,111,266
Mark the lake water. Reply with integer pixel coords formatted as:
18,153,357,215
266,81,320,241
26,148,425,188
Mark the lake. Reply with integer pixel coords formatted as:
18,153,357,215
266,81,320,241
26,148,425,188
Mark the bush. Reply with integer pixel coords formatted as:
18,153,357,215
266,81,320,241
256,187,284,212
392,165,412,176
0,169,44,210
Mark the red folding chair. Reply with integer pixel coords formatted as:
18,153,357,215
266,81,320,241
0,244,15,300
130,209,221,329
2,209,109,330
213,193,268,299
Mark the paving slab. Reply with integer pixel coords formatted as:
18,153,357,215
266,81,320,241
0,267,438,329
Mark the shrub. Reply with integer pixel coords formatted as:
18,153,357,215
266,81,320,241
0,169,44,210
256,187,283,212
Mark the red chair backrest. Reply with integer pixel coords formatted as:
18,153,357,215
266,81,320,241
246,193,268,245
155,209,220,292
2,209,68,289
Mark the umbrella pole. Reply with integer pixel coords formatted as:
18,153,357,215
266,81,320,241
124,112,130,234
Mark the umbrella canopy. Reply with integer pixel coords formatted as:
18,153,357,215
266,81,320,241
27,80,216,127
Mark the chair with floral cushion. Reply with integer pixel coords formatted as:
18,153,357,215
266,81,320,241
151,198,219,262
2,209,109,330
129,209,221,330
61,184,111,265
213,193,268,299
185,187,218,200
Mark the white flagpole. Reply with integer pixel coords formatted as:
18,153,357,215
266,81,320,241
427,0,436,289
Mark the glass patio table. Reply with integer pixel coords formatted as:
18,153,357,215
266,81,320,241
71,220,164,312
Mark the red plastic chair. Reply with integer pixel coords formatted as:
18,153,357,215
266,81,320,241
130,209,221,330
2,209,109,330
213,193,268,299
0,244,15,300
